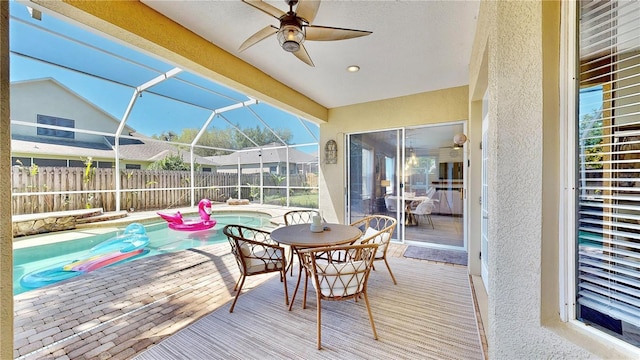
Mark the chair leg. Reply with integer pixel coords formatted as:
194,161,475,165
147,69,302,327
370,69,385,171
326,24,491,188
427,214,434,229
316,296,322,350
302,268,309,309
229,274,246,313
382,258,397,285
281,269,289,306
287,246,295,276
362,291,378,340
233,276,241,291
289,259,304,311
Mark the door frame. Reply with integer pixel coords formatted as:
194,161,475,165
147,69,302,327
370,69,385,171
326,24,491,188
345,122,468,250
481,92,489,291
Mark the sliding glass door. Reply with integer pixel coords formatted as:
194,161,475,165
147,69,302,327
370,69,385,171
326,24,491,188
347,123,466,249
347,129,401,237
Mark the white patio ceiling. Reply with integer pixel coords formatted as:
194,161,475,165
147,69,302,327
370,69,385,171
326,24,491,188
142,0,481,109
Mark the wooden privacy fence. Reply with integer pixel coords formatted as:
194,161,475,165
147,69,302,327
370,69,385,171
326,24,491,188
11,167,318,215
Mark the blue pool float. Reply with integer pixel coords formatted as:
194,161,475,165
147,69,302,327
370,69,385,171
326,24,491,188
20,223,151,289
89,223,149,254
20,262,83,289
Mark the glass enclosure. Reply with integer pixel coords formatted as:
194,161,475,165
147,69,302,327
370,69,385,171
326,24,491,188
9,2,319,214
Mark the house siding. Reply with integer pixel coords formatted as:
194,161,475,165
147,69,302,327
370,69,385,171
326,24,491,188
11,79,125,143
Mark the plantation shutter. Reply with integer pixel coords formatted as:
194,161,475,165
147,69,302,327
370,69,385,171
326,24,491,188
576,0,640,338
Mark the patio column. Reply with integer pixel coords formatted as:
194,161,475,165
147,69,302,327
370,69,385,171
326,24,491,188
0,1,13,358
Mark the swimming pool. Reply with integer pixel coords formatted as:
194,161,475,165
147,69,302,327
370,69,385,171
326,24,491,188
13,212,275,295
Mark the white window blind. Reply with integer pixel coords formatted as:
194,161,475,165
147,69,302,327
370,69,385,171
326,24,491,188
576,0,640,346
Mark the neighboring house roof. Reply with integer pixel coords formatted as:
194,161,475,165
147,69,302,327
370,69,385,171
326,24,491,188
207,144,318,166
13,134,113,151
11,135,116,160
12,134,216,165
107,135,214,164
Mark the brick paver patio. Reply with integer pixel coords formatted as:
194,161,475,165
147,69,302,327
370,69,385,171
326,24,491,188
14,239,409,359
12,207,485,359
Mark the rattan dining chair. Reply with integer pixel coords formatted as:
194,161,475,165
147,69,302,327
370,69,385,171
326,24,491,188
349,215,398,285
223,224,289,313
298,243,380,350
284,209,321,226
283,209,322,274
412,199,435,229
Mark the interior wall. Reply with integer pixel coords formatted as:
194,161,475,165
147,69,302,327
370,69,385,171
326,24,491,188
319,86,468,224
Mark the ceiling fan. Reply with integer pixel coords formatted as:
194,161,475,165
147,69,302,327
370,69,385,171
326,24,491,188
238,0,372,67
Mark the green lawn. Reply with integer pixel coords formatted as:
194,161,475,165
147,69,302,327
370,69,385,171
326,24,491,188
264,193,318,208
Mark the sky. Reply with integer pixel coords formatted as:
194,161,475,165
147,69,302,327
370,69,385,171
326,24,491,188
8,1,319,149
579,86,603,119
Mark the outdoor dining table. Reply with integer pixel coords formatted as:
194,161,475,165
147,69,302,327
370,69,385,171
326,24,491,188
271,223,363,310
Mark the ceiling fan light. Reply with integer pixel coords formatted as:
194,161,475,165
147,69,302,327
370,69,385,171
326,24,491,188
278,24,304,52
453,133,468,146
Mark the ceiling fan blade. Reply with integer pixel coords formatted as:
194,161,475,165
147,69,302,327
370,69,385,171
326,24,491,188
293,44,315,67
295,0,321,24
239,25,278,52
241,0,285,20
305,25,372,41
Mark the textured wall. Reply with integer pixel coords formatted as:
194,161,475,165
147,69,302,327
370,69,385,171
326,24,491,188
472,1,617,358
487,0,546,356
0,2,13,358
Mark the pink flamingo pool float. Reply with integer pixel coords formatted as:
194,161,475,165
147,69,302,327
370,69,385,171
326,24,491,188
157,198,217,231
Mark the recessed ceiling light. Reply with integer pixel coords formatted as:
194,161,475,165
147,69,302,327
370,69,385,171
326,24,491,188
346,65,360,73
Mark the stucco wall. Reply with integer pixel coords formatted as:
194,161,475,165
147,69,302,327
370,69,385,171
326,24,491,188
319,86,469,224
0,2,13,358
469,1,628,358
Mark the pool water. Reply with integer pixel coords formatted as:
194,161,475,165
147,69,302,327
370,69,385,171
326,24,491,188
13,212,275,295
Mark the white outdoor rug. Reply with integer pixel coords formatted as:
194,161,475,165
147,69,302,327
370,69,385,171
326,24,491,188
134,257,483,360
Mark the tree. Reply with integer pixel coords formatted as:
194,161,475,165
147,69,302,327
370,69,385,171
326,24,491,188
580,109,603,170
154,125,293,157
147,154,191,171
232,125,292,148
152,131,178,142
